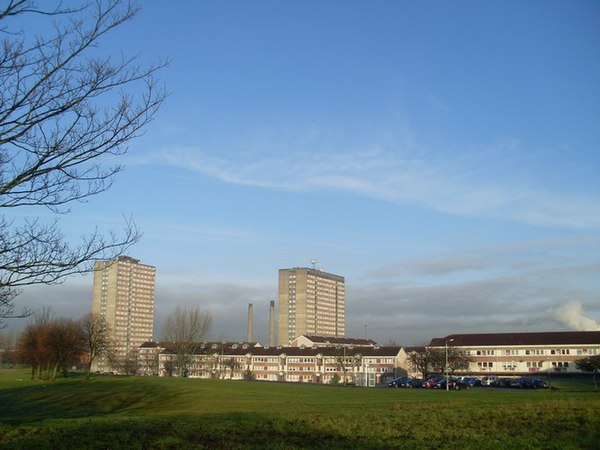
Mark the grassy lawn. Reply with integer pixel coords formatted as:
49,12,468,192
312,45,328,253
1,369,599,449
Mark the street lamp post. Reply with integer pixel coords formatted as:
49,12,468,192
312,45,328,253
445,338,454,391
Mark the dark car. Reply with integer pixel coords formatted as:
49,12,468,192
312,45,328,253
409,378,424,388
389,376,412,388
516,377,549,389
490,378,512,388
463,377,482,387
434,377,469,390
508,378,523,388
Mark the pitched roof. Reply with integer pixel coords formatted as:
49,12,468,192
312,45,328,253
429,331,600,347
296,335,377,346
142,341,402,358
403,346,426,353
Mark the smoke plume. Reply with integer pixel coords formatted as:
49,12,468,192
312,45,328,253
550,301,600,331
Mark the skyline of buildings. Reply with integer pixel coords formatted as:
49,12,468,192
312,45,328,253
138,331,600,384
91,256,156,371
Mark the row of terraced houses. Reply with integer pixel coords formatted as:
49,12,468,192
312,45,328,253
137,331,600,384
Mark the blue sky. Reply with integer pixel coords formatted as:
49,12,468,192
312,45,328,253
9,0,600,344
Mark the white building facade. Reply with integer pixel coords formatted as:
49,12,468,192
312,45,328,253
139,342,403,385
428,331,600,376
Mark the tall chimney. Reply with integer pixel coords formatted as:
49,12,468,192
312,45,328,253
247,303,254,342
269,300,275,347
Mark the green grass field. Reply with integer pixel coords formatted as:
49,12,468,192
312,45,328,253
1,369,599,449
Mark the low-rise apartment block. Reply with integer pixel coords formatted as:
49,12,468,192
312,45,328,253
138,341,403,385
428,331,600,376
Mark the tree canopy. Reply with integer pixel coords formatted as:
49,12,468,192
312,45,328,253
575,354,600,390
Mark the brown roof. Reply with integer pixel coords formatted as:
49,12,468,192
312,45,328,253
298,335,377,346
429,331,600,347
143,341,402,358
403,346,426,353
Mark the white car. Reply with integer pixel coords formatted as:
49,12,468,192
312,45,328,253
480,376,499,386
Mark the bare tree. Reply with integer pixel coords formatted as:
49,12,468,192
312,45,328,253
446,347,471,374
406,348,432,379
0,0,167,323
138,347,159,376
223,357,240,379
0,329,18,363
162,306,212,377
428,347,471,375
80,312,114,380
45,317,82,380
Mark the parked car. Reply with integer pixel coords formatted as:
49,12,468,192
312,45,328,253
480,376,499,386
422,376,444,388
531,378,549,389
463,377,482,387
389,377,424,388
513,377,549,389
508,378,523,388
434,377,470,390
489,378,512,388
409,378,424,388
389,377,412,388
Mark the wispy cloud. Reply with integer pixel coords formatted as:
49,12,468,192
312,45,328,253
138,136,600,229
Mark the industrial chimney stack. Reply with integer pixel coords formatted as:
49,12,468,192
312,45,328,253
247,303,254,342
269,300,276,347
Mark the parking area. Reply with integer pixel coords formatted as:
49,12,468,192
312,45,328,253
387,375,551,390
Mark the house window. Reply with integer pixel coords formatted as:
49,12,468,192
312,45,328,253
526,362,542,368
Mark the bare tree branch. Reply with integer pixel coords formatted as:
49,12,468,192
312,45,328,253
0,0,167,322
163,306,213,377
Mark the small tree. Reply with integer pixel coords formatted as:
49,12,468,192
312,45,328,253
139,348,160,376
223,358,240,379
80,312,114,380
17,322,48,379
162,306,212,377
335,347,351,384
406,348,433,379
575,355,600,390
16,311,82,380
45,318,82,380
243,368,255,381
428,347,471,376
16,308,54,378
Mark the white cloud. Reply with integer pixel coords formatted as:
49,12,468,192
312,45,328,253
139,139,600,230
